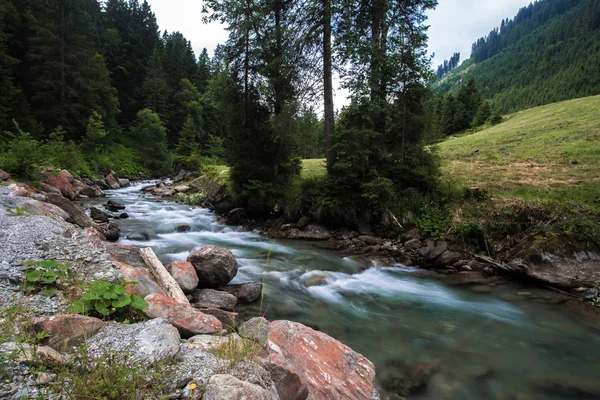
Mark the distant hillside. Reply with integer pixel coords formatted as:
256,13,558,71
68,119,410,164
437,95,600,208
433,0,600,114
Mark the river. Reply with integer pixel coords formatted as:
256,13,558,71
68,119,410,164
86,182,600,399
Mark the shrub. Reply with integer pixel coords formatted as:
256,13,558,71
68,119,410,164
22,260,73,297
415,201,451,239
0,126,43,181
68,280,148,322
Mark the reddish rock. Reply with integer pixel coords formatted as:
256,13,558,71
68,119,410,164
20,199,70,221
31,315,106,353
39,182,62,195
263,320,378,400
144,293,223,337
10,189,29,197
0,169,10,181
105,173,121,190
44,193,96,228
166,261,199,293
73,180,105,198
197,308,239,330
103,243,147,268
118,262,164,298
44,170,76,200
187,246,238,288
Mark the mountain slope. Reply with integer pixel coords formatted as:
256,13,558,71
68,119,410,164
434,0,600,114
437,95,600,208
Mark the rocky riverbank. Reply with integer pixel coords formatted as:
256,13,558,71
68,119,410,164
0,171,381,399
146,173,600,305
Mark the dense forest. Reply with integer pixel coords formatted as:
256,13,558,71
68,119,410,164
0,0,440,224
435,53,460,80
434,0,600,114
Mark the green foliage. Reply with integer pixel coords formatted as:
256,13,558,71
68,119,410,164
490,112,503,125
0,125,43,181
68,280,148,322
44,127,91,178
6,207,27,216
435,0,600,114
184,193,206,206
22,260,72,297
129,109,170,176
415,202,451,239
57,345,171,399
560,216,600,244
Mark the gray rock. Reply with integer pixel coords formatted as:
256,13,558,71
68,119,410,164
90,207,111,223
44,193,96,228
227,208,246,225
435,251,463,267
105,173,121,190
118,178,130,187
193,289,238,311
187,246,238,288
239,317,270,344
219,282,263,303
570,287,599,301
296,216,310,229
404,238,423,251
197,308,239,330
286,224,332,240
423,241,448,263
358,235,380,245
204,374,278,400
87,318,180,364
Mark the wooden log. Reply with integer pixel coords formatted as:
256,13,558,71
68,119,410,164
140,247,190,305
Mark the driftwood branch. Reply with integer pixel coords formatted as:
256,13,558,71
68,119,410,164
140,247,190,305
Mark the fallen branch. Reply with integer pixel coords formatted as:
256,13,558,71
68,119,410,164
140,247,190,305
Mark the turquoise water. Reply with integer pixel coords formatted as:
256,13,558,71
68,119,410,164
86,183,600,399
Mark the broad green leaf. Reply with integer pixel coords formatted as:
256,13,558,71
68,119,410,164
25,270,44,282
111,295,131,308
130,296,148,310
40,288,56,296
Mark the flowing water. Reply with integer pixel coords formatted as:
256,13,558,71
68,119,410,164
86,183,600,399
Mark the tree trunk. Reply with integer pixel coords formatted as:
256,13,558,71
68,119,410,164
323,0,335,175
140,247,190,305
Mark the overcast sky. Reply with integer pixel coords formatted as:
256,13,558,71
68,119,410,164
146,0,528,107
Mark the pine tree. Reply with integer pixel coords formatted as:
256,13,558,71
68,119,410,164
129,108,170,174
175,115,199,157
141,48,169,124
473,101,492,127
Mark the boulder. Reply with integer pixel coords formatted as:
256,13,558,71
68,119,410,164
303,274,330,288
381,362,440,397
423,241,448,263
0,169,10,181
435,251,463,268
118,178,130,187
287,224,332,240
296,216,310,229
263,320,378,400
239,317,270,344
404,238,423,251
103,243,147,268
105,173,121,190
105,200,126,212
175,224,192,233
31,315,106,353
87,318,180,364
187,246,238,289
44,193,96,228
219,282,263,303
166,261,199,293
192,289,238,311
174,185,191,193
204,374,278,400
102,223,121,242
118,212,129,219
73,180,105,198
44,170,76,200
144,293,223,337
94,179,110,190
118,262,164,298
126,232,150,241
90,207,111,223
39,182,62,195
10,188,30,197
35,346,66,368
20,200,69,222
197,308,239,330
173,170,189,184
358,235,380,245
227,208,246,225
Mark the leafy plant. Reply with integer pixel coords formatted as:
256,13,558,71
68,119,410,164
22,260,72,296
68,280,148,322
6,207,28,216
184,192,206,206
415,202,451,239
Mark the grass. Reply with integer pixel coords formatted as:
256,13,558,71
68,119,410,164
437,95,600,210
206,159,327,179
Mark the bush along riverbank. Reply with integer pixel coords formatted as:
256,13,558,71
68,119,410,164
0,170,380,399
158,168,600,306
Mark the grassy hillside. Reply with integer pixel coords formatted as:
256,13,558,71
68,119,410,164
437,95,600,209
